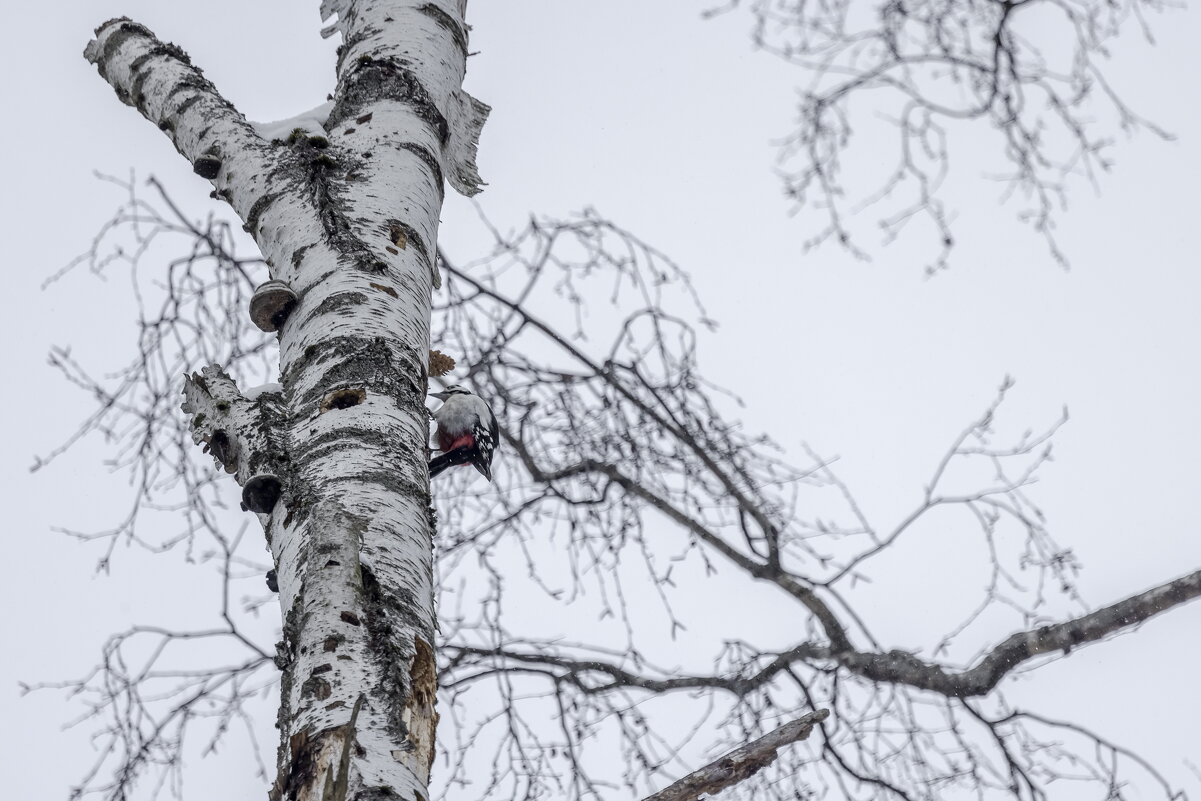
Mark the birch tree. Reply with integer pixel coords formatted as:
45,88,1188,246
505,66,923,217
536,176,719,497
45,180,1201,801
81,2,488,798
38,2,1200,801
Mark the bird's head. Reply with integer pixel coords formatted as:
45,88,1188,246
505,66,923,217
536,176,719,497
430,385,471,401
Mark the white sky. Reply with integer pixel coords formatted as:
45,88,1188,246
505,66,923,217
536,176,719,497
3,1,1199,798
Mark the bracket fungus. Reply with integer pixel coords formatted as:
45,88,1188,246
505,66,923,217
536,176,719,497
249,280,299,332
242,473,283,514
192,155,222,179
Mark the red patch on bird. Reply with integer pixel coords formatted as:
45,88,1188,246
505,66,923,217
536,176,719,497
447,434,475,451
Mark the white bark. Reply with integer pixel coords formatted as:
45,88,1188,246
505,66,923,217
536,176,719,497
86,3,486,798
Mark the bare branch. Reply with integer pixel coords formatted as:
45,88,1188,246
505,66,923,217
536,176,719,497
642,710,829,801
47,180,1195,801
842,568,1201,696
713,0,1177,269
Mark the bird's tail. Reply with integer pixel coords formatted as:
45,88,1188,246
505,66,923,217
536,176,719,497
474,459,492,482
429,445,475,478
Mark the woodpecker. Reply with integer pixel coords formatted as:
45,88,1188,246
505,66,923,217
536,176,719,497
429,385,498,481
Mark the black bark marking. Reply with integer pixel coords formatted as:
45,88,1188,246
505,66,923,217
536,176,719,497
301,292,368,331
291,243,314,268
95,21,155,86
243,191,283,237
170,91,203,117
360,565,424,740
329,61,449,145
284,336,425,408
204,429,235,472
94,16,132,36
418,3,469,54
398,142,444,199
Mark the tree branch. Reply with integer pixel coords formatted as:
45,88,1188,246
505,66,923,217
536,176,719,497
443,255,856,653
842,568,1201,696
717,0,1176,269
181,364,287,514
641,710,829,801
84,18,278,220
448,568,1201,702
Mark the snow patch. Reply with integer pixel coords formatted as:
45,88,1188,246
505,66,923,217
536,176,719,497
250,101,333,142
244,382,284,400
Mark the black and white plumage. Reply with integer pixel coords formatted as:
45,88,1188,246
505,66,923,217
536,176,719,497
429,385,498,481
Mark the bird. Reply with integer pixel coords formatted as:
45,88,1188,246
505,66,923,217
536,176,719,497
429,385,498,481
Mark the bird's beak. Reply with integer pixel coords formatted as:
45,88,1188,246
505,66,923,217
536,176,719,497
429,390,450,401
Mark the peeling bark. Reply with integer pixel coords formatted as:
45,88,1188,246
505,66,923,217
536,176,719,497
85,2,486,798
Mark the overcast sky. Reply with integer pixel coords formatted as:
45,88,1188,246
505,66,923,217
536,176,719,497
3,1,1200,799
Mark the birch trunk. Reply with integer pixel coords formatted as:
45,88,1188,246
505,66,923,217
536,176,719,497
84,2,487,798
